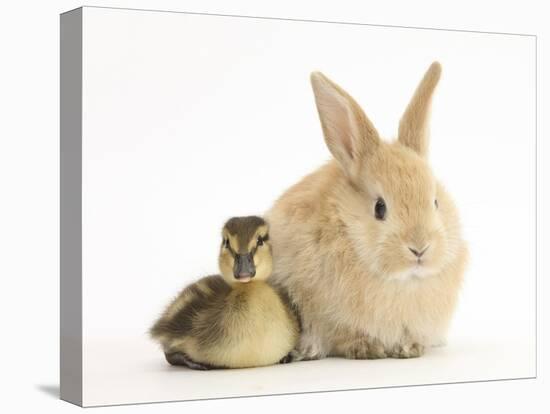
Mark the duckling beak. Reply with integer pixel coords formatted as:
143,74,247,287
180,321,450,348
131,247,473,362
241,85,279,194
234,253,256,282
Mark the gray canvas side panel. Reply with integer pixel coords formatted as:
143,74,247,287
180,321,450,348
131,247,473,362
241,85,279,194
60,7,83,407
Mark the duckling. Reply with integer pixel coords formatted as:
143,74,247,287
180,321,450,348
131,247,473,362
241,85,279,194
149,216,300,370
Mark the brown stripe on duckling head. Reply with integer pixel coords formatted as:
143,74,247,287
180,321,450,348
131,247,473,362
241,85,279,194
223,216,267,254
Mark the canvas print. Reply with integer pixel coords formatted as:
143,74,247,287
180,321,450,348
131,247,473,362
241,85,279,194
60,6,536,407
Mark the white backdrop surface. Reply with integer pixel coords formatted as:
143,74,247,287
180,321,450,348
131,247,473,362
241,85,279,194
0,0,547,413
77,6,536,406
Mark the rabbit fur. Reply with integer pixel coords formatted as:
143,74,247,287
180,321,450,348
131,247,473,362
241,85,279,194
266,62,468,360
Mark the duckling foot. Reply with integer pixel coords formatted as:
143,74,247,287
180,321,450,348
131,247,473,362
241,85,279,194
164,352,213,370
279,352,293,364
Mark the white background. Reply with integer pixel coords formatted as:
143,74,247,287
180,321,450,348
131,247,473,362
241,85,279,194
80,6,535,406
0,0,548,413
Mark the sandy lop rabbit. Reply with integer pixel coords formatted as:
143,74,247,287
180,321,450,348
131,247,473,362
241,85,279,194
267,62,468,360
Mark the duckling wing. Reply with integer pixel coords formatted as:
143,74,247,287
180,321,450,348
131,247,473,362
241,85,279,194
149,275,230,342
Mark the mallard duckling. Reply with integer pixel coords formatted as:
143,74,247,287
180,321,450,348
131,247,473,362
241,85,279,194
149,216,300,370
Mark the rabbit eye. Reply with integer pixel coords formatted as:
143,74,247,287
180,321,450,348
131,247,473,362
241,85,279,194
434,199,439,209
374,198,386,220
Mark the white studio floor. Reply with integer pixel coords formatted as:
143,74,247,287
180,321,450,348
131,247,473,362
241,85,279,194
82,331,535,407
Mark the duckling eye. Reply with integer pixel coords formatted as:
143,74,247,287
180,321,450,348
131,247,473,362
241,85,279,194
257,236,264,246
374,198,386,221
434,199,439,209
223,238,230,249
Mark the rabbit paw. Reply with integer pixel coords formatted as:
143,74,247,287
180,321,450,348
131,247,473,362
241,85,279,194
291,335,326,361
389,343,425,359
344,338,387,360
291,346,322,361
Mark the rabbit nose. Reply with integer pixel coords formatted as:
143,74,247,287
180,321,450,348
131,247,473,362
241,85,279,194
409,245,429,258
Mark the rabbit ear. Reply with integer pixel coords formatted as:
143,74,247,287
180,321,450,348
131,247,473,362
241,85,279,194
398,62,442,157
310,72,380,177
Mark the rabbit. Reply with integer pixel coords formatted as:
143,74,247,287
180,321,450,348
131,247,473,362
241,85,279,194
266,62,468,361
